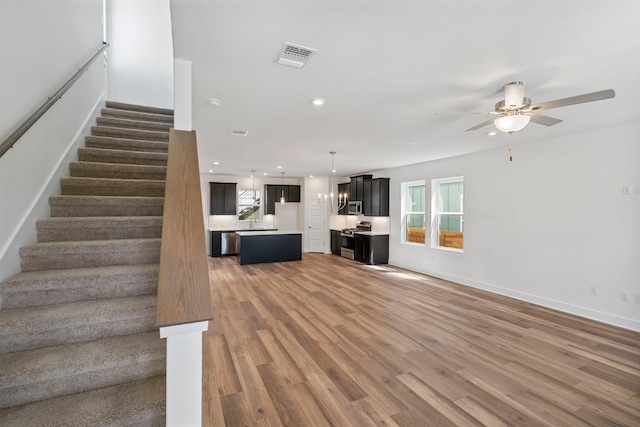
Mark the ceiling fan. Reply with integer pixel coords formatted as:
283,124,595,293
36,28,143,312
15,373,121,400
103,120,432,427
448,82,615,134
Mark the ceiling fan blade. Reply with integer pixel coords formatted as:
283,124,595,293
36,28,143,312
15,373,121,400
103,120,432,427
465,116,498,132
435,111,500,116
528,113,563,127
529,89,615,111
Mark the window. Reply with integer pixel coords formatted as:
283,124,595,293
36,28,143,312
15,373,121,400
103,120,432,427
431,176,463,250
402,181,426,244
238,189,261,220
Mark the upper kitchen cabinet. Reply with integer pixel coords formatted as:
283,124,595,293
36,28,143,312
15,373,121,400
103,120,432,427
365,178,390,216
264,184,301,214
210,182,237,215
349,175,372,202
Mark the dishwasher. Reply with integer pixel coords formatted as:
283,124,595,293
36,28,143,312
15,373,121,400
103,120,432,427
221,232,238,255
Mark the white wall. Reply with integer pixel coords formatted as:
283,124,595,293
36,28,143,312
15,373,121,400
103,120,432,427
387,122,640,331
0,0,106,280
107,0,174,108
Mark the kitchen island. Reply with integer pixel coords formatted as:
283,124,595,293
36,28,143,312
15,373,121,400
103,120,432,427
236,230,302,265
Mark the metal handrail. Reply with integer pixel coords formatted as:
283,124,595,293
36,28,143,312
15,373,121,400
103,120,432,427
0,42,110,159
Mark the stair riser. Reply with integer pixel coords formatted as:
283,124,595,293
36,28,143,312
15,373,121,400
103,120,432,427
69,167,167,181
78,149,168,166
91,126,169,143
0,358,165,409
20,238,161,272
85,136,168,153
61,180,165,197
1,313,156,354
106,101,174,117
0,277,157,309
102,107,174,124
37,226,162,242
20,249,160,272
96,117,172,132
50,203,164,217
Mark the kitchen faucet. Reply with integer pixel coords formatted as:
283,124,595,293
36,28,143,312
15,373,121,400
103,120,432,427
249,218,256,228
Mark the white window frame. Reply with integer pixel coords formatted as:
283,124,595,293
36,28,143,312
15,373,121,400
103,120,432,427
401,180,426,245
430,176,464,252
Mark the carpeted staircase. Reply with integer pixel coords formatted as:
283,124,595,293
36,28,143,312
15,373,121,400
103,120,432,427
0,101,173,426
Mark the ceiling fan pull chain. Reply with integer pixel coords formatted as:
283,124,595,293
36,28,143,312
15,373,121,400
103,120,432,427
508,144,513,162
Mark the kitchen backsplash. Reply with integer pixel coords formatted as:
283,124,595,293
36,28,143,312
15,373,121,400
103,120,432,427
329,215,390,234
209,215,275,230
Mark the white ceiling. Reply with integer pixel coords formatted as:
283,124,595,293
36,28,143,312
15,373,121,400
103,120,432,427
170,0,640,179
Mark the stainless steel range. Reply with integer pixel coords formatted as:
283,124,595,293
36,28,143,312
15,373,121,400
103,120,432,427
339,221,371,259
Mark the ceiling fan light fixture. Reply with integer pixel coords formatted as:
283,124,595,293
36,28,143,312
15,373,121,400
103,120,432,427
495,113,531,133
504,81,527,109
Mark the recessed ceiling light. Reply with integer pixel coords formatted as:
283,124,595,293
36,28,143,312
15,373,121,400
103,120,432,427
277,165,282,169
207,98,221,107
310,175,314,178
208,169,213,173
263,172,268,176
213,161,220,165
487,131,497,136
312,98,325,106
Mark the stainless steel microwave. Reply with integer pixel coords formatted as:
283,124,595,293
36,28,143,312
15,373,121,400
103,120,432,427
347,201,362,215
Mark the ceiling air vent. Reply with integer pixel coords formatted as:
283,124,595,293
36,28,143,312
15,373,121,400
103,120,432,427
278,42,317,68
230,129,249,136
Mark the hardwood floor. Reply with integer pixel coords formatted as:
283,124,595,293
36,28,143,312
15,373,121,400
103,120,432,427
202,253,640,426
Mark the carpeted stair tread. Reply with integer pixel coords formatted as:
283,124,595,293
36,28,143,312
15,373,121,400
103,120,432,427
49,195,164,217
96,116,173,132
61,176,166,197
106,101,174,117
0,264,159,309
36,216,163,242
0,332,165,409
0,374,165,427
0,295,157,353
78,147,168,166
69,161,167,180
19,238,161,272
102,106,174,124
85,135,168,153
91,126,169,143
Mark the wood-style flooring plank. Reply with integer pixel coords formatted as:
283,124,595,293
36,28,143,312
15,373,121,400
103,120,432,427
202,253,640,426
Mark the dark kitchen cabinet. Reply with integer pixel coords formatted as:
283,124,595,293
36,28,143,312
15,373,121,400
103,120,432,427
264,184,301,214
210,231,222,257
210,182,237,215
362,180,372,216
354,234,389,265
363,178,390,216
330,230,341,255
337,182,350,215
349,175,372,202
287,185,301,202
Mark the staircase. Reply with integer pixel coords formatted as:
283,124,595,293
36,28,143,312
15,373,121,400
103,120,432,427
0,101,172,426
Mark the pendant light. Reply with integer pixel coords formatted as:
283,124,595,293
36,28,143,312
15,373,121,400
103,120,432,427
280,171,286,204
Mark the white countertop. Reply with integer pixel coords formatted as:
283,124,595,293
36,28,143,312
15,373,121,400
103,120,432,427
235,230,302,237
354,231,390,236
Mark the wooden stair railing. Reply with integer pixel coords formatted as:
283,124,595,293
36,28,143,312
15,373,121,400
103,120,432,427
156,129,212,425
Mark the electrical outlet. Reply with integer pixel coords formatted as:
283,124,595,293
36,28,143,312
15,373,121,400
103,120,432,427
589,285,597,296
620,292,629,302
622,185,631,195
